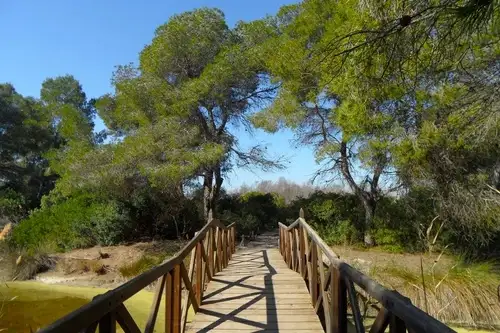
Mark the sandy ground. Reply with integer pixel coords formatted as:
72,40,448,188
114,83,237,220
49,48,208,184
36,240,186,288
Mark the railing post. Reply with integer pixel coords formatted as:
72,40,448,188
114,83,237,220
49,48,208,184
331,267,347,333
231,226,236,254
310,242,318,305
209,228,215,276
299,225,305,277
165,268,173,333
195,242,203,306
164,264,181,333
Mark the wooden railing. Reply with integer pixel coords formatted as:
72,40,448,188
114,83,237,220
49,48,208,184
279,209,456,333
39,219,236,333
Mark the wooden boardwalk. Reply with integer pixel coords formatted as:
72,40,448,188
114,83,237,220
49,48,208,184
186,247,324,332
39,215,456,333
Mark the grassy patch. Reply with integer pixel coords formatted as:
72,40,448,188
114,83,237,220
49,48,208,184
0,281,195,332
370,260,500,329
119,255,163,278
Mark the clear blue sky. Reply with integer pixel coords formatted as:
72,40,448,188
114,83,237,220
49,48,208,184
1,0,320,189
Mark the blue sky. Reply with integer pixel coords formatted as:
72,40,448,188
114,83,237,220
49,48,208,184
1,0,321,189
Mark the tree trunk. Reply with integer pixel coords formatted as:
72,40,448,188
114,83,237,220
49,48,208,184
203,170,214,221
339,140,378,246
202,167,224,222
361,198,376,246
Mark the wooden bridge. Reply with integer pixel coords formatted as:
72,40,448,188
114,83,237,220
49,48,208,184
39,211,456,333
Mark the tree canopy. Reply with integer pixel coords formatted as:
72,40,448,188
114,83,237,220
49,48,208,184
2,1,499,257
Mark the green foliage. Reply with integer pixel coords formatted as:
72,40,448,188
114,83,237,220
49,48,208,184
0,189,25,221
10,194,133,251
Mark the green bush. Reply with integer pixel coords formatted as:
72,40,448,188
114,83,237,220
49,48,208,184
373,228,400,246
313,220,358,246
10,194,132,252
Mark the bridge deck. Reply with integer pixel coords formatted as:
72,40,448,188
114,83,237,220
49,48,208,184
186,248,324,333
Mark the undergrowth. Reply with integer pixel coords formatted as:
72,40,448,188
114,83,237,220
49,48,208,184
118,255,163,278
370,259,500,329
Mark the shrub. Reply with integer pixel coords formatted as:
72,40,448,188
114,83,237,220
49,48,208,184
313,220,358,246
10,194,132,252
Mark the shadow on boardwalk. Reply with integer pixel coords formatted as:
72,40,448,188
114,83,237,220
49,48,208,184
186,232,323,332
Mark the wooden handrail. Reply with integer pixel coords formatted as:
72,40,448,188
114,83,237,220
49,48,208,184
39,219,237,333
279,209,456,333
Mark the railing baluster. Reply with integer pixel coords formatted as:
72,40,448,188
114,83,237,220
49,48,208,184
369,307,391,333
317,248,332,332
290,230,296,270
208,228,215,276
294,228,300,272
195,242,203,305
172,264,182,333
165,268,174,333
299,225,305,277
145,275,166,333
222,228,228,268
310,242,318,305
390,314,407,333
231,226,236,254
180,242,197,333
345,277,365,333
115,304,141,333
99,311,116,333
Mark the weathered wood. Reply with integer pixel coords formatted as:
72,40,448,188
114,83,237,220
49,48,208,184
172,264,182,333
222,229,228,268
115,304,140,333
299,225,305,277
309,242,318,305
165,268,174,333
199,243,213,282
99,312,116,333
180,261,199,311
39,219,234,333
180,244,197,333
82,322,98,333
294,228,300,272
331,266,347,333
195,242,203,306
144,275,165,333
369,307,391,333
186,248,324,333
231,226,236,253
279,213,456,333
208,228,215,278
390,314,407,333
345,277,365,333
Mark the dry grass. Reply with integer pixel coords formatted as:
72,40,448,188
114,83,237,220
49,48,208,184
370,260,500,329
118,255,163,278
57,258,109,275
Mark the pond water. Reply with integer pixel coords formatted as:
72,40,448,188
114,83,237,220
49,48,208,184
0,281,167,332
0,281,492,333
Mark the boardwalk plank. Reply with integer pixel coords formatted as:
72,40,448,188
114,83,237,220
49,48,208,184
186,247,324,333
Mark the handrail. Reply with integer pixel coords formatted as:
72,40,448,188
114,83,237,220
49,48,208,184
279,209,456,333
39,219,236,333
